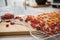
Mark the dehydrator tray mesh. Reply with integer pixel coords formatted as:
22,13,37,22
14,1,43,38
17,14,60,40
25,23,60,40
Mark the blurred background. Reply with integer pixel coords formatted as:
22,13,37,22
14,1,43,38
0,0,53,16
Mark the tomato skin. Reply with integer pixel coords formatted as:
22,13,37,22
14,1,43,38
4,13,14,19
36,26,41,30
15,16,23,21
39,22,45,28
55,27,60,32
45,29,56,35
19,18,23,21
10,22,15,25
43,27,49,32
31,19,39,24
31,23,36,28
56,22,60,31
25,17,31,22
25,19,28,22
1,16,5,20
1,13,14,20
42,27,56,35
25,17,32,22
25,15,35,22
57,22,60,27
6,24,9,27
43,27,50,35
15,16,21,19
49,23,57,29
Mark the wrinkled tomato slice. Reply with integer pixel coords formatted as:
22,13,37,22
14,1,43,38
49,23,57,29
31,23,36,28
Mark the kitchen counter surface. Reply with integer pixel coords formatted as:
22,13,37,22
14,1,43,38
0,35,37,40
0,6,60,16
0,35,60,40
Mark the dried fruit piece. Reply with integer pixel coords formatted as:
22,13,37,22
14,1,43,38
25,15,35,22
1,13,14,20
6,24,9,27
15,16,23,21
5,19,11,22
31,23,36,28
15,16,21,19
49,23,56,29
10,22,15,25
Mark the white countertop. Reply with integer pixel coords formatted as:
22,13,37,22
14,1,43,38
0,35,60,40
0,35,36,40
0,6,60,16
